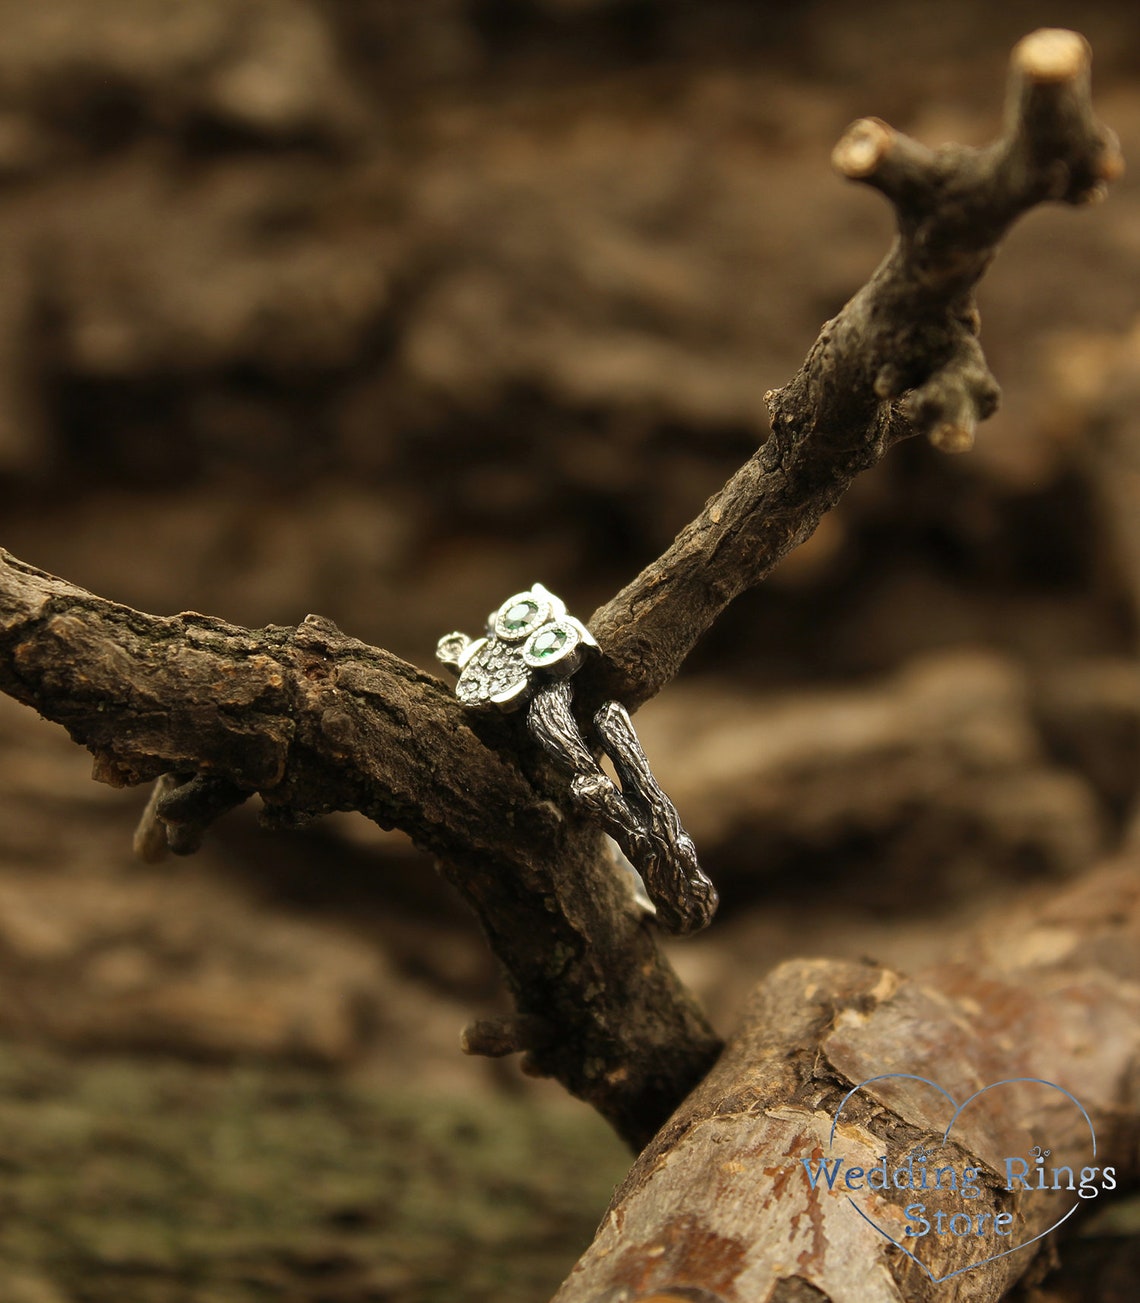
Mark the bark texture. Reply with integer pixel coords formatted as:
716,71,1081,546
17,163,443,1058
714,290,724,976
554,856,1140,1302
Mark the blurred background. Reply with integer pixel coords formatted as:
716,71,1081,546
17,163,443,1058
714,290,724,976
0,1,1137,1299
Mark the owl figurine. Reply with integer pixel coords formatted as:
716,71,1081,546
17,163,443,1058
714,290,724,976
436,584,598,711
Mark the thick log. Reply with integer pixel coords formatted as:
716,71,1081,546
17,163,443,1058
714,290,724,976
555,856,1140,1302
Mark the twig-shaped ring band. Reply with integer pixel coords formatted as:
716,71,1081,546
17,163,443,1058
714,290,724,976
437,584,718,935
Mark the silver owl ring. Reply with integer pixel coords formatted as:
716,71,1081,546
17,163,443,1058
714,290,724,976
437,584,718,935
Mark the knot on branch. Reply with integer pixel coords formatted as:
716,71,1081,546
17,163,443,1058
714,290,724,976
898,333,1001,454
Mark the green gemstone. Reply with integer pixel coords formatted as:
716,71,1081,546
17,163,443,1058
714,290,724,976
504,601,537,630
531,628,568,659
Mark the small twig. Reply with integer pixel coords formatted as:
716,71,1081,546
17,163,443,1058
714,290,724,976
460,1014,555,1058
134,772,250,860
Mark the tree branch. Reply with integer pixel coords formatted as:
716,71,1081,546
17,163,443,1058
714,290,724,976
588,28,1121,711
0,549,719,1150
0,29,1120,1154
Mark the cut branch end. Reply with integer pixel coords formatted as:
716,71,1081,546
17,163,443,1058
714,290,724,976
460,1014,554,1058
1014,28,1089,84
929,422,976,454
832,117,893,178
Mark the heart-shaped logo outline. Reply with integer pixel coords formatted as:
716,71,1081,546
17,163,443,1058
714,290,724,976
828,1074,1097,1284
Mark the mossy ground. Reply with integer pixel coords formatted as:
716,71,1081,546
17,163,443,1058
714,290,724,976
0,1041,630,1302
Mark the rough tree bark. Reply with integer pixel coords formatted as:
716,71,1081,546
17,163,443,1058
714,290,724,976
0,24,1125,1274
553,855,1140,1302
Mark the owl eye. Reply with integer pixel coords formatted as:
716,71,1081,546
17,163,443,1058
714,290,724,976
522,620,581,669
493,591,551,641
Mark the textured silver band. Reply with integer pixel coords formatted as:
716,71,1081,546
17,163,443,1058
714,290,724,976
438,585,718,936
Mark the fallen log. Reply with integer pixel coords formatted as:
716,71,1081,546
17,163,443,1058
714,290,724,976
555,855,1140,1302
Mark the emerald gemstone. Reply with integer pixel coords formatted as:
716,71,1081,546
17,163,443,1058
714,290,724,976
531,628,567,658
504,601,537,630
